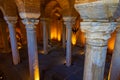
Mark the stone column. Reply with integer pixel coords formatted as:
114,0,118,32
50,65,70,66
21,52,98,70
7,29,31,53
63,17,76,67
22,19,40,80
62,24,66,48
5,17,20,65
47,19,50,41
110,24,120,80
81,22,116,80
41,18,48,54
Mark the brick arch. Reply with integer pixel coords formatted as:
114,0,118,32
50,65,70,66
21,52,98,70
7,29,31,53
0,6,6,17
45,0,60,17
45,0,70,17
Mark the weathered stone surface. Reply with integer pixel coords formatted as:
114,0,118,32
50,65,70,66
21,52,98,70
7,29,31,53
74,0,119,21
22,19,39,29
84,44,107,80
80,21,117,80
15,0,40,19
81,22,117,46
4,16,17,24
3,0,17,17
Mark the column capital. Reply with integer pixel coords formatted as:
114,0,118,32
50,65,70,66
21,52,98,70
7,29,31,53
40,18,49,22
63,17,76,29
81,22,117,46
40,18,50,25
63,17,76,22
22,18,39,29
4,16,17,24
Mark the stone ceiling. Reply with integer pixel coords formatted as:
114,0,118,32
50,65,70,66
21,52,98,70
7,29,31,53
0,0,79,19
0,0,120,20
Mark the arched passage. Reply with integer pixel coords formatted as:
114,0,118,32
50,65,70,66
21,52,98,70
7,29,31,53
0,10,10,53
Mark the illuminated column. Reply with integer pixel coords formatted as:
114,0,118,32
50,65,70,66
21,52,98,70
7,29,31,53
63,17,76,67
4,17,20,65
62,24,66,48
47,19,50,41
41,18,48,54
110,24,120,80
22,19,40,80
80,22,116,80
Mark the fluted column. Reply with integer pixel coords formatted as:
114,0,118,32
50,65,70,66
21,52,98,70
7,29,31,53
110,24,120,80
22,19,40,80
41,18,48,55
63,17,76,67
80,22,116,80
4,17,20,65
62,24,66,48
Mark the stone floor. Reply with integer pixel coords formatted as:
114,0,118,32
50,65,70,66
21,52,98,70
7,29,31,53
0,44,112,80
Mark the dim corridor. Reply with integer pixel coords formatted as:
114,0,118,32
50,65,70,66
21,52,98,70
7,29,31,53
0,44,111,80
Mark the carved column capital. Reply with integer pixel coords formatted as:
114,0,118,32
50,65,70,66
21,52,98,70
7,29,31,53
4,16,17,25
81,22,117,46
22,18,39,29
63,17,76,29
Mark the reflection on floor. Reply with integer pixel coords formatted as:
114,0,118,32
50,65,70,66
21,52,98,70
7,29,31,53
0,44,111,80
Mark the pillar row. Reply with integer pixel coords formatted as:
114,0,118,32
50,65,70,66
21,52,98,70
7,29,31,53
5,17,20,65
80,22,116,80
22,19,40,80
41,18,48,55
63,17,76,67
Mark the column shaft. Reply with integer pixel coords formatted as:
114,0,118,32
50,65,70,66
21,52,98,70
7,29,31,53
8,23,20,65
84,44,107,80
63,17,76,67
110,27,120,80
62,24,66,48
42,20,48,54
66,27,72,67
26,27,39,80
47,20,50,41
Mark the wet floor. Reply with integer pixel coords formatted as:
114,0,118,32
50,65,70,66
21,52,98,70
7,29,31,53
0,44,111,80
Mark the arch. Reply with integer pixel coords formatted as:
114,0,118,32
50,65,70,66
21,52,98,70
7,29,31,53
45,0,70,17
50,7,62,18
56,0,70,16
56,0,70,9
45,0,61,17
0,6,6,17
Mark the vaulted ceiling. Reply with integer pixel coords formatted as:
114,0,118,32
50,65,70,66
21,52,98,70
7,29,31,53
0,0,79,19
0,0,120,20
